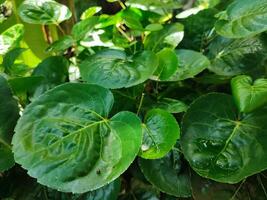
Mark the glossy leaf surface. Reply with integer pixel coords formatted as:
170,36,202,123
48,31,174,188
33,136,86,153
79,50,158,89
0,24,24,55
215,0,267,38
181,93,267,183
12,83,142,193
140,109,180,159
19,0,72,25
231,75,267,113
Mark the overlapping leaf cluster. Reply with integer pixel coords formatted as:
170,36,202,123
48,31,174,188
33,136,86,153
1,0,267,199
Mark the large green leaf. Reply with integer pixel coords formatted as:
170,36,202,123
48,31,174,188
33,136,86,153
231,75,267,113
181,93,267,183
30,56,69,99
140,109,180,159
215,0,267,38
79,50,158,89
0,24,24,55
0,75,19,172
207,36,267,76
151,48,178,81
12,83,142,193
144,23,184,53
19,0,72,25
152,98,188,114
139,149,192,197
168,49,210,81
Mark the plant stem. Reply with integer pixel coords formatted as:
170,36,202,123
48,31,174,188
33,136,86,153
230,179,246,200
57,24,66,35
118,0,126,9
137,93,145,115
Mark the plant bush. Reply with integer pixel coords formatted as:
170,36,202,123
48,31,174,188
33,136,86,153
1,0,267,199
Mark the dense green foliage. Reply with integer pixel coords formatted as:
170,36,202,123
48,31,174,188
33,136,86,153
1,0,267,199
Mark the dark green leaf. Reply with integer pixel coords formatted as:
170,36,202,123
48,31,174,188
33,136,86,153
30,56,69,99
12,83,142,193
231,75,267,113
19,0,72,25
181,93,267,183
207,36,267,76
153,98,188,114
140,109,180,159
139,150,192,197
79,50,158,89
0,75,19,172
3,48,27,70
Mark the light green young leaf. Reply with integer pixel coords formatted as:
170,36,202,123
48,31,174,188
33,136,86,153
215,0,267,38
19,0,72,25
139,149,192,197
81,6,102,20
181,93,267,183
79,50,158,89
0,75,19,172
12,83,142,193
140,109,180,159
0,24,24,55
231,75,267,113
168,49,210,81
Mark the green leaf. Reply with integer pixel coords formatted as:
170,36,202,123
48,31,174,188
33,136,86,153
151,48,178,81
153,98,188,114
72,16,98,41
231,75,267,113
120,8,144,31
207,36,267,76
8,76,44,95
0,75,19,172
80,6,102,20
168,49,210,81
3,48,27,70
12,83,142,193
215,0,267,38
79,50,158,89
144,23,184,52
181,93,267,183
46,36,74,54
30,56,69,99
139,149,192,197
140,109,180,159
0,24,24,55
19,0,72,25
145,24,163,32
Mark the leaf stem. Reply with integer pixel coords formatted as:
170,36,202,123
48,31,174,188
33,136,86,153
57,24,66,35
137,93,145,115
118,0,126,9
230,179,246,200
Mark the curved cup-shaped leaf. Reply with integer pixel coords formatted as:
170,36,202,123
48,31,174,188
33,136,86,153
215,0,267,38
140,109,180,159
139,149,192,197
231,75,267,113
79,50,158,89
0,75,19,172
12,83,142,193
181,93,267,183
19,0,72,25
